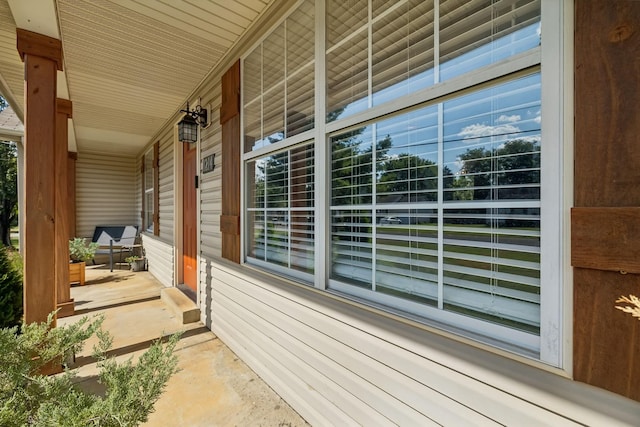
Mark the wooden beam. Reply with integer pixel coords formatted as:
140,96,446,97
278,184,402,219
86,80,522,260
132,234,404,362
221,61,241,263
573,0,640,401
220,61,240,125
16,29,63,71
220,215,240,235
18,29,61,327
56,99,73,318
571,207,640,273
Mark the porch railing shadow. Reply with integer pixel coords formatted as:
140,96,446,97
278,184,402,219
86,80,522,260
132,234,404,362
73,295,161,315
72,326,211,369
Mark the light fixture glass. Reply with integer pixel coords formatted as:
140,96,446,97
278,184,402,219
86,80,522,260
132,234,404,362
178,114,198,143
178,100,208,143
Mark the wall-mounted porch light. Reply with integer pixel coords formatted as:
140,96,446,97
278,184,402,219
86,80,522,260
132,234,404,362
178,100,208,144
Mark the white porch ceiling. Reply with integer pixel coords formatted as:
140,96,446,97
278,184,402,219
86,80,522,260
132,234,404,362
0,0,272,155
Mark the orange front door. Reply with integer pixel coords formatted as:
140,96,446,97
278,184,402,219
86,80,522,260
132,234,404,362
183,143,197,292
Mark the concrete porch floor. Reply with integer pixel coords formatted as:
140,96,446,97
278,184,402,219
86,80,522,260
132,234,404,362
58,265,309,427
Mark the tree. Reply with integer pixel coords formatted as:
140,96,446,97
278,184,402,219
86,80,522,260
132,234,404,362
0,95,17,247
0,140,18,246
457,139,541,201
377,150,440,203
0,246,22,329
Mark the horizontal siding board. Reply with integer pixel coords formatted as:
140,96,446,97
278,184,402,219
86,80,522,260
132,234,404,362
211,312,356,427
158,130,174,243
210,265,554,426
76,152,139,238
199,88,223,260
141,234,173,287
212,275,480,425
212,295,399,426
205,260,638,426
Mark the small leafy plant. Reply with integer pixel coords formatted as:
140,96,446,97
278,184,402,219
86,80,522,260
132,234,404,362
69,238,99,263
124,255,146,272
0,313,180,426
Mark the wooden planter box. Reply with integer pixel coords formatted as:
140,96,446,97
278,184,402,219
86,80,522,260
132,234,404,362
69,261,86,286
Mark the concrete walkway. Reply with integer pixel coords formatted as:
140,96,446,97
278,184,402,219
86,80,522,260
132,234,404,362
58,265,309,427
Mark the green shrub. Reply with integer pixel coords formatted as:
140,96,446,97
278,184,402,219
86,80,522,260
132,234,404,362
69,238,99,263
0,314,180,427
0,246,22,329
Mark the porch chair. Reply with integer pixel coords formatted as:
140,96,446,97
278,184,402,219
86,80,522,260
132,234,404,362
91,225,139,271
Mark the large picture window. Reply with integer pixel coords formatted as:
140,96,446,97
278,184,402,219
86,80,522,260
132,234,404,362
330,74,541,347
243,0,563,364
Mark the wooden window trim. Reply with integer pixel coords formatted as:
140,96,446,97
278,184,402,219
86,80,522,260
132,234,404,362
221,61,241,263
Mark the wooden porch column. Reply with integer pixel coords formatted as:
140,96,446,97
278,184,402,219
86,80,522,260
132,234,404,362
56,99,73,318
17,29,63,326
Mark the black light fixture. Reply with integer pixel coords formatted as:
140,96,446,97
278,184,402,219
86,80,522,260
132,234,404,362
178,100,208,143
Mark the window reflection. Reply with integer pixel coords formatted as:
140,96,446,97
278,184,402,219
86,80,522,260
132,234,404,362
329,72,542,333
244,0,315,152
327,0,540,123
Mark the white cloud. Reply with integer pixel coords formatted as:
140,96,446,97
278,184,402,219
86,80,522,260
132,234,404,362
458,123,520,140
496,114,521,124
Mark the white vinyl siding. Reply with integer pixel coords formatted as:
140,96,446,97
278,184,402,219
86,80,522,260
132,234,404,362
141,234,173,287
206,261,636,427
140,128,175,285
76,152,139,238
199,79,223,261
158,129,175,243
198,81,224,324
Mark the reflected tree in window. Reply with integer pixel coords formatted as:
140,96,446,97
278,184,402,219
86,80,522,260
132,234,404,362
457,139,541,201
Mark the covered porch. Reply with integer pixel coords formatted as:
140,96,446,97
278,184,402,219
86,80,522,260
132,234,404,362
1,0,640,424
0,0,271,324
60,265,307,426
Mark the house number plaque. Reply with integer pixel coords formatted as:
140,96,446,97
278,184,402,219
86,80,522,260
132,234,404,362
202,153,215,174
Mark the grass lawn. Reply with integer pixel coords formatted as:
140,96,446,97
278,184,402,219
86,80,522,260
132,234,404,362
10,226,18,250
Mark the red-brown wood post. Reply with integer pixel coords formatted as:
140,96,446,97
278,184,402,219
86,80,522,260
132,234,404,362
56,99,73,318
17,28,63,327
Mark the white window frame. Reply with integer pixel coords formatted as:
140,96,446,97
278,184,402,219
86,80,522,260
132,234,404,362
143,147,154,233
241,0,571,369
